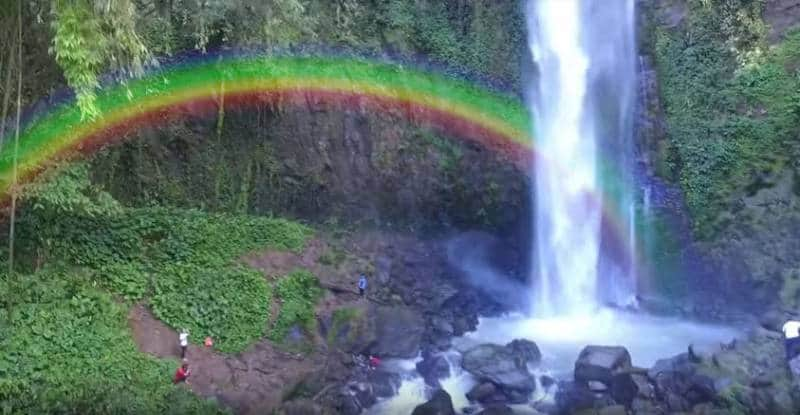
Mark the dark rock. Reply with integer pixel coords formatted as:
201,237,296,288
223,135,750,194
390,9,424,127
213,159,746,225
277,399,329,415
540,375,555,389
664,393,689,412
588,380,608,392
411,389,456,415
689,374,716,403
368,306,424,358
760,309,785,333
505,339,542,367
598,405,627,415
337,392,362,415
532,400,558,414
575,346,633,385
431,316,455,335
630,373,654,400
476,404,513,415
631,398,664,415
555,381,595,414
367,370,401,398
466,382,498,403
609,372,638,406
346,381,376,409
461,344,536,397
416,354,451,387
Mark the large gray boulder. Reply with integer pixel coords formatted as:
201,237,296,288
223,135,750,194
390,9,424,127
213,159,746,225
574,345,633,385
461,344,536,397
411,389,456,415
506,339,542,367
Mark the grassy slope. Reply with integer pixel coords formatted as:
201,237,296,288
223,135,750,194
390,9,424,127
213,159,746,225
1,162,322,412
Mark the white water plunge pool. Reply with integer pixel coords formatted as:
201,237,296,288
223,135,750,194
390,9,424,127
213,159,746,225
368,309,740,414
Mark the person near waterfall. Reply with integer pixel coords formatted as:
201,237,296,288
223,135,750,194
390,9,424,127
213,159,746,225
357,274,367,298
782,320,800,360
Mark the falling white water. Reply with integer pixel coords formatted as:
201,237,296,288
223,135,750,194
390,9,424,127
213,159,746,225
528,0,638,315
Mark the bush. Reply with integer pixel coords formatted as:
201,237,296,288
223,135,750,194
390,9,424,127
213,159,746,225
14,163,313,353
0,267,228,414
652,2,800,238
270,269,323,342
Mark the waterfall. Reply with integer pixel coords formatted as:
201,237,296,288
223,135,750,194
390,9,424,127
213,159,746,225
528,0,637,315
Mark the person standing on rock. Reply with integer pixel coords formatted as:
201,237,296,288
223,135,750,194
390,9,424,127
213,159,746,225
179,329,189,359
358,274,368,298
782,319,800,360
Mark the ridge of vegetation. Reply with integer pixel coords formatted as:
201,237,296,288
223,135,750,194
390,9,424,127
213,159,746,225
652,0,800,239
0,160,318,412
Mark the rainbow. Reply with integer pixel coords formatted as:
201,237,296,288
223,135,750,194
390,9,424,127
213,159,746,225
0,55,533,193
0,52,640,279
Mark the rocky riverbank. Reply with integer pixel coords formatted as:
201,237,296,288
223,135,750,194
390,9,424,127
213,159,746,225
407,324,800,415
259,228,800,415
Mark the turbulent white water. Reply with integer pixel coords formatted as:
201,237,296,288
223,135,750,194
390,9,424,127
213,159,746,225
529,0,638,315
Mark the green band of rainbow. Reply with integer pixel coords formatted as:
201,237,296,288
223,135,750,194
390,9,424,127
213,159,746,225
0,56,532,194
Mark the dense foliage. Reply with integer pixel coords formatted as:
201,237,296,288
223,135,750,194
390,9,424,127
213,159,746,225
3,0,525,120
652,0,800,238
269,269,323,343
12,162,312,354
0,267,227,414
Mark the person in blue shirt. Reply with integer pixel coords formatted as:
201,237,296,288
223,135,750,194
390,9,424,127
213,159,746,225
357,274,367,298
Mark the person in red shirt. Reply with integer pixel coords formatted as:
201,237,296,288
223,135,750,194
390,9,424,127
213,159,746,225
173,360,191,384
368,355,381,370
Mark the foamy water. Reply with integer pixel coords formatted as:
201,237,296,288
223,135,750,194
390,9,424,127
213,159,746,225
454,309,741,377
368,308,740,414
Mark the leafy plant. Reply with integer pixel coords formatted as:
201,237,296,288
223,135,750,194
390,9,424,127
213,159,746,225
652,1,800,238
0,266,228,414
14,163,312,353
269,269,322,342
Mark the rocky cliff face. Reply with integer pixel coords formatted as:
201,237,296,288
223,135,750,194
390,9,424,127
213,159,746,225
90,106,531,240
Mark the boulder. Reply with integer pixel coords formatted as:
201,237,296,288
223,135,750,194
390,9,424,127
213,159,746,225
276,399,330,415
345,381,376,409
466,382,499,403
366,370,401,398
506,339,542,367
555,381,596,414
368,306,424,358
461,344,536,397
476,405,513,415
411,389,456,415
574,346,632,385
631,398,664,415
416,353,451,387
540,375,556,389
431,316,455,336
609,372,638,406
598,405,627,415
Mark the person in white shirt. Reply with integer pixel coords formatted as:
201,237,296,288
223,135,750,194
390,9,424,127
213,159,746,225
781,320,800,360
179,329,189,359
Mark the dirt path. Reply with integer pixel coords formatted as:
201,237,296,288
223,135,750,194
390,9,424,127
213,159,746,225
128,237,370,414
129,303,323,414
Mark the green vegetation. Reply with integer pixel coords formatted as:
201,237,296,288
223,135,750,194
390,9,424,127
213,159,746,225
652,0,800,238
270,269,323,343
0,160,320,409
11,162,311,354
0,267,226,414
326,306,364,347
